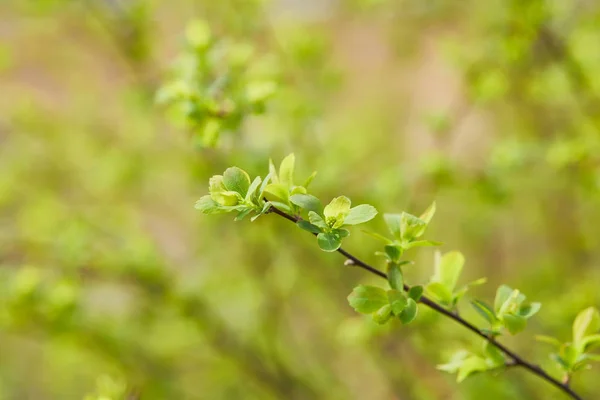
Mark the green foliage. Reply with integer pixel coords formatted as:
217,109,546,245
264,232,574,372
536,307,600,375
347,285,418,326
156,19,279,147
365,202,441,263
438,341,506,383
265,153,317,214
195,167,270,221
426,251,486,309
83,375,128,400
471,285,541,335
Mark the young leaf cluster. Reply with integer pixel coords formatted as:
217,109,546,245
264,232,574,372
472,285,541,335
156,19,279,147
537,307,600,376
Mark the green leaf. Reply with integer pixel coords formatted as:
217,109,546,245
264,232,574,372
387,263,404,291
518,302,541,319
433,251,465,293
399,298,418,324
290,194,323,214
550,353,570,371
403,240,443,249
494,285,514,314
323,196,351,220
502,313,527,335
361,230,393,244
383,214,402,240
278,153,295,186
344,204,378,225
400,212,427,241
317,232,342,252
234,208,252,221
582,334,600,351
268,159,278,184
419,201,436,224
457,356,489,382
259,173,272,196
308,211,328,229
223,167,251,197
384,244,402,263
535,335,562,348
483,341,505,366
195,195,221,214
471,300,496,324
372,304,393,325
347,285,388,314
427,282,453,305
573,307,600,344
264,183,290,203
297,220,322,234
245,176,262,202
336,228,350,238
387,289,408,315
303,171,317,188
211,190,241,206
408,285,423,302
437,350,469,373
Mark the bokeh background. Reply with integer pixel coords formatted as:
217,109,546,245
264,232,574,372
1,0,600,399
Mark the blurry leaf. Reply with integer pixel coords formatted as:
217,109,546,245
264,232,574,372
582,334,600,351
403,240,443,249
433,251,464,293
384,244,402,264
344,204,378,225
387,289,408,315
438,350,469,373
383,214,402,240
264,183,290,203
494,285,514,314
419,201,436,224
347,285,388,314
427,282,453,305
457,356,489,382
297,220,321,234
278,153,295,186
317,232,341,252
400,212,427,241
535,335,562,348
518,302,541,319
550,353,570,371
387,263,404,291
502,314,527,335
186,20,212,49
245,176,262,202
471,300,496,324
303,171,317,188
372,304,393,325
483,341,505,366
234,209,252,221
195,195,221,214
408,285,423,302
223,167,251,197
362,230,393,244
573,307,600,344
399,298,418,324
290,194,323,214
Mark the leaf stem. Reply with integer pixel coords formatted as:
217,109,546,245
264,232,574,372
268,206,584,400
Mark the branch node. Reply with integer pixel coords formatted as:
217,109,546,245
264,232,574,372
344,259,355,266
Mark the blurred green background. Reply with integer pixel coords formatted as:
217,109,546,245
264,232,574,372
1,0,600,399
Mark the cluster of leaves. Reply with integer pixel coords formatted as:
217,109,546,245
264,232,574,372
537,307,600,377
426,251,486,310
156,19,279,147
197,154,600,391
472,285,541,336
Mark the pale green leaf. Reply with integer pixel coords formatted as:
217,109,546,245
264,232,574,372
323,196,351,220
361,230,393,244
403,240,443,249
383,214,402,240
502,313,527,335
245,176,262,202
582,334,600,351
471,300,496,324
400,212,427,241
387,263,404,291
457,356,489,382
535,335,562,348
347,285,388,314
264,183,290,203
303,171,317,188
308,211,328,229
290,194,323,214
433,251,465,293
279,153,295,186
419,201,437,224
223,167,251,197
372,304,393,325
344,204,378,225
573,307,600,344
518,302,541,319
427,282,453,305
494,285,514,314
195,195,221,214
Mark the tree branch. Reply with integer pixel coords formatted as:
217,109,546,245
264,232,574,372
268,206,584,400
